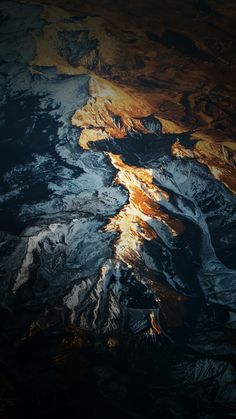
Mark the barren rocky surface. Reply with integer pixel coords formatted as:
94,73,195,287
0,1,236,417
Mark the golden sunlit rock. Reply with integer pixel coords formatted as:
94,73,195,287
172,139,236,194
100,151,184,290
72,76,156,149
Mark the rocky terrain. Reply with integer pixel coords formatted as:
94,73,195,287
0,0,236,417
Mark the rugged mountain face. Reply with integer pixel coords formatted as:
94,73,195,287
0,0,236,418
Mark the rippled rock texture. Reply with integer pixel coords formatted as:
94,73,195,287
0,0,236,418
